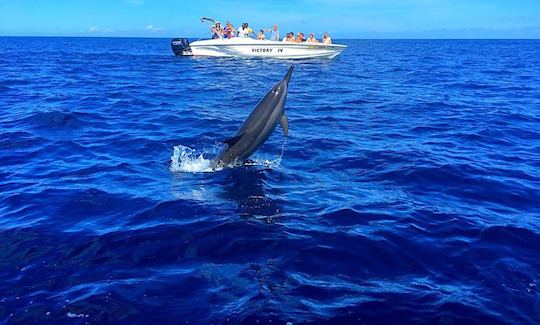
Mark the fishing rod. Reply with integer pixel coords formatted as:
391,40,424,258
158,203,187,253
200,17,217,25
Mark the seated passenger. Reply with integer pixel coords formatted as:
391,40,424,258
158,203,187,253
286,32,295,42
224,21,235,39
322,32,332,44
295,32,305,43
257,29,266,40
211,22,224,39
282,32,293,42
282,32,289,42
306,33,318,43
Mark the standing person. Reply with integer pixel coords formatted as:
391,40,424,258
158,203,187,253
237,23,248,37
265,24,280,41
322,32,332,44
244,23,255,38
270,24,279,41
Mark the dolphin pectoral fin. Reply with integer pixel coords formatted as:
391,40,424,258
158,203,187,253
280,113,289,137
222,132,246,147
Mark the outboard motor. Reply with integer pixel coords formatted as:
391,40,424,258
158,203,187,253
171,38,191,56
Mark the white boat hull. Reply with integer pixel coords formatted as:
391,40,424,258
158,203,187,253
173,38,346,59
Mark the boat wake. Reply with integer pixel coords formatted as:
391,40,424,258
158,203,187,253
169,142,286,173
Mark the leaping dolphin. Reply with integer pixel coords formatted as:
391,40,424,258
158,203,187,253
211,65,293,169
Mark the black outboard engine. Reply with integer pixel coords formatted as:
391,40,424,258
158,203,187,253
171,38,191,56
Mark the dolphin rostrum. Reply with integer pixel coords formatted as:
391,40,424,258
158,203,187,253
211,65,293,169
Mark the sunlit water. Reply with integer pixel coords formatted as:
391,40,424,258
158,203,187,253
1,37,540,323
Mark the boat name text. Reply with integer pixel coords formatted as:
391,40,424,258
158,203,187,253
251,48,284,53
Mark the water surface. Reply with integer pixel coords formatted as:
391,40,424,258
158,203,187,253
1,37,540,323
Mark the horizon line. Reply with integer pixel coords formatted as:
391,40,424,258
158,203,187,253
1,35,540,40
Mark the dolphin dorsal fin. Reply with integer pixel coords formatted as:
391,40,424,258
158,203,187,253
222,132,246,147
280,113,289,137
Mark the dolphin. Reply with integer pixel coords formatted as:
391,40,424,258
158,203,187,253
211,65,293,169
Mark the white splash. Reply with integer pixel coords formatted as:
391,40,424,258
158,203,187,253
169,139,286,173
244,157,282,169
169,145,215,173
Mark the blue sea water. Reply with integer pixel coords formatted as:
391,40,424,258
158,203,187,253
1,37,540,324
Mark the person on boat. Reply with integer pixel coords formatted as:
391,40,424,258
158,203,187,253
264,24,280,41
295,32,305,42
237,23,247,37
237,22,255,38
257,30,266,40
306,33,319,43
282,32,291,42
211,22,224,39
322,32,332,44
224,21,235,39
286,32,295,42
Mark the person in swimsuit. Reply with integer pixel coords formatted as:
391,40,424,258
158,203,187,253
322,32,332,44
257,29,266,40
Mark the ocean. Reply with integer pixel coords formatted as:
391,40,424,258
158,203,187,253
0,37,539,324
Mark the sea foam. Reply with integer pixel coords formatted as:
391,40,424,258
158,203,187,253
169,145,216,173
169,141,285,173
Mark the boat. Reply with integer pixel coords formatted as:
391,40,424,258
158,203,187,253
171,37,347,59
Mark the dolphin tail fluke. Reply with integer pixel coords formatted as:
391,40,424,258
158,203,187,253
283,65,294,85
